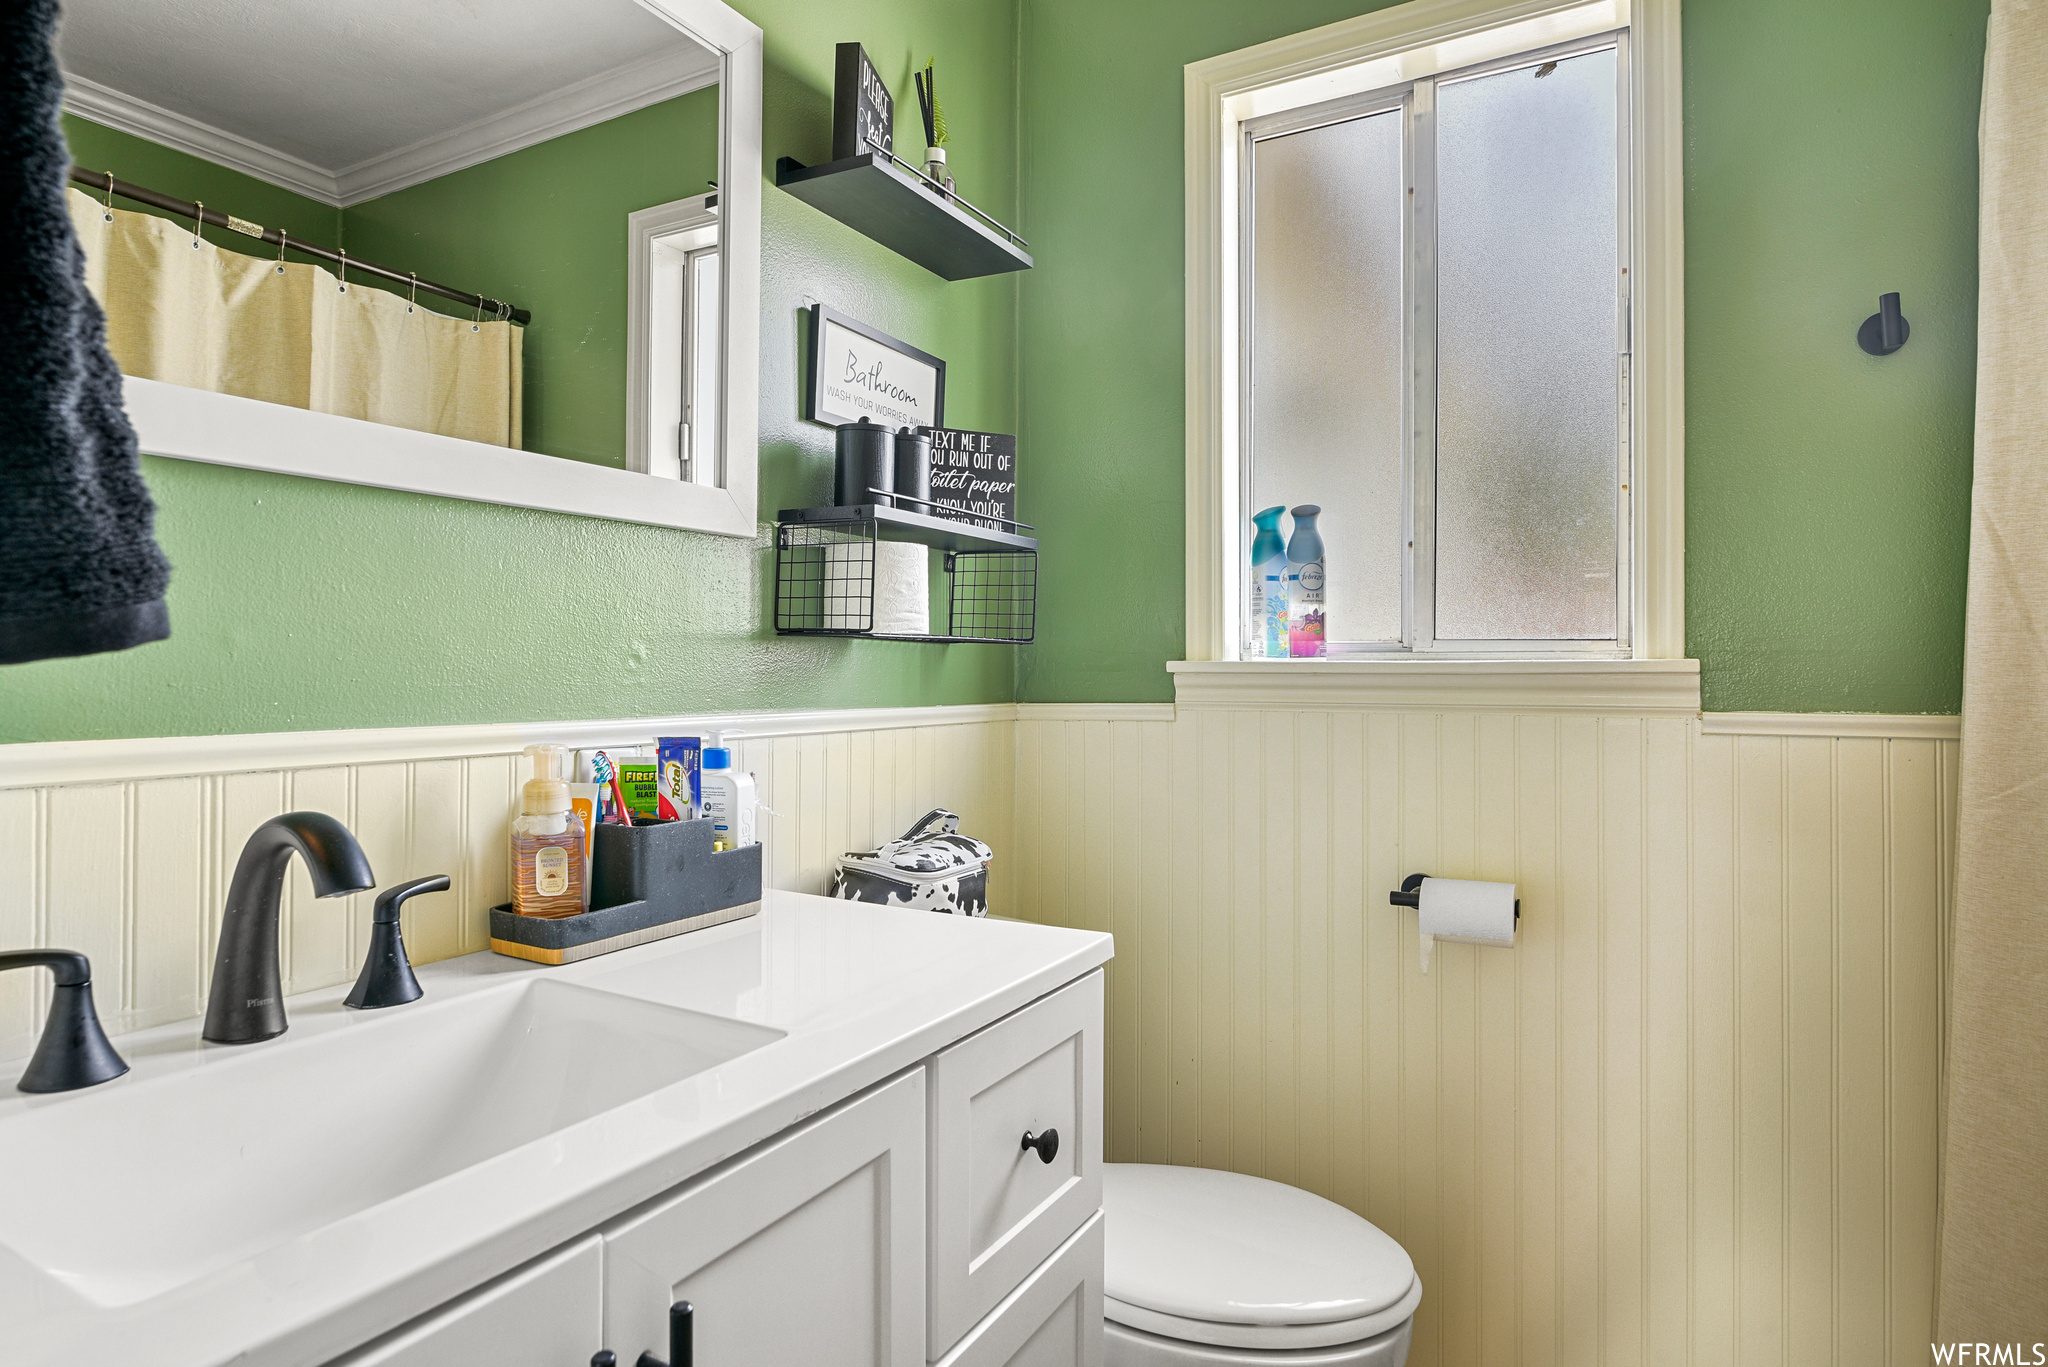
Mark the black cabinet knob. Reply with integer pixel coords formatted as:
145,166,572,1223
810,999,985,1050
592,1355,617,1367
1021,1128,1059,1164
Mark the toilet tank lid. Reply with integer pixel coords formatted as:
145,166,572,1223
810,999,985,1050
1102,1164,1416,1326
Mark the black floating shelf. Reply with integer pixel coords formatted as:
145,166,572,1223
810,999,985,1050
777,502,1037,553
776,154,1033,281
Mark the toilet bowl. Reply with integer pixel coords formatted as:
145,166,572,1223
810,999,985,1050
1102,1164,1421,1367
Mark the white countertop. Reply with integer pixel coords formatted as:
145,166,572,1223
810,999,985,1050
0,892,1112,1366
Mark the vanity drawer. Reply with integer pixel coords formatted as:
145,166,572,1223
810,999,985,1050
928,970,1103,1358
935,1212,1103,1367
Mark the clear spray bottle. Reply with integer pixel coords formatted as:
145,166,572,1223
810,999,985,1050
1250,505,1287,659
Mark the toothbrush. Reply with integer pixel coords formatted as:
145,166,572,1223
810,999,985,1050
591,750,635,826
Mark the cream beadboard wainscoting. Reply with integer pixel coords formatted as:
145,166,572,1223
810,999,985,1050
1011,696,1956,1367
0,692,1958,1367
0,705,1013,1060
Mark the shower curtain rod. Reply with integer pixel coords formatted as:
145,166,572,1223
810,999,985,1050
68,164,532,327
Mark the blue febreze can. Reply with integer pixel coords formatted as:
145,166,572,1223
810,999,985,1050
831,808,994,916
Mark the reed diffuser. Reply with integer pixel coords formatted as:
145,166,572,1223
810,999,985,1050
914,57,953,197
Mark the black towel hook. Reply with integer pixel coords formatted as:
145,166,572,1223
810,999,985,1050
1858,292,1909,356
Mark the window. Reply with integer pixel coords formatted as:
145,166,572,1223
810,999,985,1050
1186,0,1682,668
628,195,721,484
1245,33,1626,656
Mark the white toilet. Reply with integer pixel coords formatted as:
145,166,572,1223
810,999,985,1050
1101,1164,1421,1366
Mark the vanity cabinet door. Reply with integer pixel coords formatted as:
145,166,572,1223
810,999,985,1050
602,1069,927,1367
935,1213,1102,1367
325,1235,601,1366
928,971,1103,1357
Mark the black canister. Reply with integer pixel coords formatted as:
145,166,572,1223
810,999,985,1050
893,427,932,513
834,417,894,507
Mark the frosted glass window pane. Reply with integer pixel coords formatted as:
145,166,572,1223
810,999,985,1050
1250,109,1404,644
1434,49,1619,640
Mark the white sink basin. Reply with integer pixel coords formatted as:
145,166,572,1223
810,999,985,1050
0,979,783,1308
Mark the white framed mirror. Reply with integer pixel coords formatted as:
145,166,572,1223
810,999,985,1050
55,0,763,537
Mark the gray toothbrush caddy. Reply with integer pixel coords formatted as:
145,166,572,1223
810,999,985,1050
489,817,761,965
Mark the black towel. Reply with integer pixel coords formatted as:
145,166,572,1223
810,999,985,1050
0,0,169,666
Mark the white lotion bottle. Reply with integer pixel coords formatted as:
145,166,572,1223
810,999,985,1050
698,731,758,850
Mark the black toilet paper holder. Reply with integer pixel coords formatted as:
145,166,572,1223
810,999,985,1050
1388,873,1520,922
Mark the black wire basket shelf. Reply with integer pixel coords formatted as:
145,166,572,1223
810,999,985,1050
774,504,1037,645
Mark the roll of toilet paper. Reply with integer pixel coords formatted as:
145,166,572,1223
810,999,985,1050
823,541,929,635
1417,877,1516,973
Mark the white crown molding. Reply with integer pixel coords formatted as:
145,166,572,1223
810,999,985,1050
1168,658,1702,714
62,72,345,206
62,42,718,210
332,44,720,204
1699,712,1961,740
1015,704,1179,723
0,704,1015,790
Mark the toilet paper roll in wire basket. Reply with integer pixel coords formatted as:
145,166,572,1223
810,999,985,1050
823,541,929,635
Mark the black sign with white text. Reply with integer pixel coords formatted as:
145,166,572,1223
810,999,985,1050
833,43,893,161
921,428,1017,531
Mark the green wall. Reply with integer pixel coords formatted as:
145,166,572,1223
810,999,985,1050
1014,0,1987,712
343,92,720,468
4,0,1021,743
11,0,1992,739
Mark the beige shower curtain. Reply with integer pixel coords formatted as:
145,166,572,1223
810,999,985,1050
66,189,521,448
1937,0,2048,1347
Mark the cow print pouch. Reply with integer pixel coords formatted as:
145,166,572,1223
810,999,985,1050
830,808,994,916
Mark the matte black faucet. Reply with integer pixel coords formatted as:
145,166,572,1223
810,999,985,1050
204,812,375,1045
0,950,128,1092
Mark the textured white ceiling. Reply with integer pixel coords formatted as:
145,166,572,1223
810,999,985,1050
58,0,717,184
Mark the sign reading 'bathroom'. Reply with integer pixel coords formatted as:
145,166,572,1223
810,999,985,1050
922,427,1017,531
807,306,947,431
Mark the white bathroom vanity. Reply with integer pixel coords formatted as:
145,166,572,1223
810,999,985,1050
0,894,1111,1367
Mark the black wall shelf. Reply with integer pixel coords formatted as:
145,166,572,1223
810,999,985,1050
776,153,1033,281
774,505,1036,645
778,502,1036,553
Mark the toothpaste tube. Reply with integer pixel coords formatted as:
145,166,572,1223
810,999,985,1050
657,736,701,821
614,756,660,822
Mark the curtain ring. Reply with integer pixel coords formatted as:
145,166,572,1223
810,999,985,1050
191,200,204,248
101,172,114,222
337,247,348,293
275,229,288,273
472,296,483,332
407,272,418,314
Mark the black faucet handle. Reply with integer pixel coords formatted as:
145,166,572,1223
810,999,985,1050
372,875,452,924
345,875,448,1011
0,949,129,1093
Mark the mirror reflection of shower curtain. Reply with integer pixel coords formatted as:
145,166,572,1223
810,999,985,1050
65,189,521,448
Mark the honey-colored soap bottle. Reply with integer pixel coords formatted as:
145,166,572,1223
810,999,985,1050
512,743,586,918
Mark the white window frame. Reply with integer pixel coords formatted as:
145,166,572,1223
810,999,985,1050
627,194,720,484
1184,0,1686,679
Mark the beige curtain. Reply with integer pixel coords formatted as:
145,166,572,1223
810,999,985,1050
1937,0,2048,1346
66,189,521,448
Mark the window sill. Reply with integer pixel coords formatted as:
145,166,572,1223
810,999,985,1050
1166,658,1702,715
